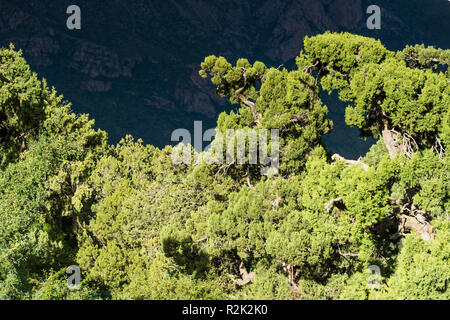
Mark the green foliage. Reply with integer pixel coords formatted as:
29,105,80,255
118,253,228,300
200,55,332,176
31,268,97,300
0,46,107,298
1,32,449,300
302,32,449,151
397,44,450,72
240,266,293,300
388,150,449,219
371,220,450,300
0,45,47,139
299,32,392,94
0,123,106,298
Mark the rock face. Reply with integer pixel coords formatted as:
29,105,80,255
0,0,449,155
71,42,142,79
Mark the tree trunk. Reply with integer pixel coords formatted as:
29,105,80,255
382,128,402,159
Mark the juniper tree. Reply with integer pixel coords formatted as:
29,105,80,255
298,32,449,159
0,32,448,300
199,56,332,179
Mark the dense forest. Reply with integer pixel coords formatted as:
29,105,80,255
0,32,449,300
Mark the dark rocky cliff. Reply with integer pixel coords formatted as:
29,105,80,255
1,0,449,157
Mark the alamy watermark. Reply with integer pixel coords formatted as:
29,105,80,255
367,265,381,290
66,4,380,31
67,265,81,290
366,5,381,30
66,5,81,30
171,121,279,176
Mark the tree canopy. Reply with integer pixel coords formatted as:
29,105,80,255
0,32,448,300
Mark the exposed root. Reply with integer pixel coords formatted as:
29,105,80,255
401,132,419,159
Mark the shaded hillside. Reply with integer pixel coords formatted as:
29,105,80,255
0,0,449,157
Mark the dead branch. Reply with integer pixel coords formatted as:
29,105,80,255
331,154,369,171
325,197,344,213
290,113,309,124
193,236,208,243
401,132,419,159
239,96,261,126
246,176,254,189
280,262,299,289
280,113,310,132
244,167,254,189
337,248,359,257
215,160,235,177
235,68,261,126
229,262,255,287
399,214,435,242
302,60,319,74
382,126,420,159
387,198,435,242
432,137,445,160
271,195,283,208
